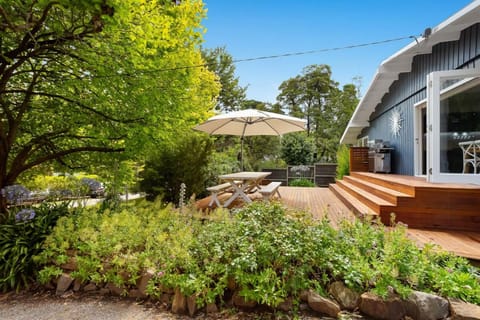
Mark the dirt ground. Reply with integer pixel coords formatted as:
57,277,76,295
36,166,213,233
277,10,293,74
0,289,349,320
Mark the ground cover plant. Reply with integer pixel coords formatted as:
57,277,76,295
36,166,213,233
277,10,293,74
35,201,480,310
0,202,71,291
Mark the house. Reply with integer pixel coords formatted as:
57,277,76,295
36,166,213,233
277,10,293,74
342,0,480,184
333,1,480,237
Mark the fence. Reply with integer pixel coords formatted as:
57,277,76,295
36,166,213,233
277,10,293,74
349,147,369,172
262,163,337,187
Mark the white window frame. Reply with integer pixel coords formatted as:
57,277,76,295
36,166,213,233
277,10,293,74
426,68,480,184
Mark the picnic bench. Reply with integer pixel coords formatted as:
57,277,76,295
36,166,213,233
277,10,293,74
206,182,232,207
259,181,282,201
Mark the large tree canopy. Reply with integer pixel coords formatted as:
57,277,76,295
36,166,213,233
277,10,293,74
201,47,246,112
277,64,358,162
0,0,219,212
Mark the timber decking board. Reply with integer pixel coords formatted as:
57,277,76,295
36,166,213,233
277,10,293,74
278,187,356,228
329,184,378,219
334,173,480,231
406,229,480,260
335,179,395,212
343,175,411,204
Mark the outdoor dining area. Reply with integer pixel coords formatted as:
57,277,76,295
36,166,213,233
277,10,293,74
193,108,304,209
205,171,281,208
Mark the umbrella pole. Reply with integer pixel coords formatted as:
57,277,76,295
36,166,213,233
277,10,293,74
240,136,244,171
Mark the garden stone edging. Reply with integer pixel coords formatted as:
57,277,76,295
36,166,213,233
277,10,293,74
52,273,480,319
449,298,480,319
404,291,449,320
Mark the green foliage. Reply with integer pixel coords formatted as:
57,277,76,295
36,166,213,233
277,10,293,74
36,200,199,291
277,65,358,162
280,133,315,165
336,144,350,179
0,0,219,212
205,146,241,187
139,134,213,203
202,47,247,112
0,202,71,291
289,178,316,187
37,201,480,308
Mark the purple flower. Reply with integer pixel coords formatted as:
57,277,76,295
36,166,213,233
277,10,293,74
15,209,36,222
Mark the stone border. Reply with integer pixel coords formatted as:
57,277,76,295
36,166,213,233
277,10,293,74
52,273,480,319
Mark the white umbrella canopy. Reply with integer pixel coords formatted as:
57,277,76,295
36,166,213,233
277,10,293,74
194,109,306,169
194,109,306,136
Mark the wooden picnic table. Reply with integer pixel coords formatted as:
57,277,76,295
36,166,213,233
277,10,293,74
218,171,271,207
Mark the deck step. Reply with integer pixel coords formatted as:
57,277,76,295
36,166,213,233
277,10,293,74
343,175,412,204
350,172,416,196
329,184,378,219
335,179,395,213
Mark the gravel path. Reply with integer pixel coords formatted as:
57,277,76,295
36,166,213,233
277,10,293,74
0,291,188,320
0,290,364,319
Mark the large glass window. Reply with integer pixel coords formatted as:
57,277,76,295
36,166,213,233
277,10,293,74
440,84,480,173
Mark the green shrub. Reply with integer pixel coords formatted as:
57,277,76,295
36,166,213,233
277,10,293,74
289,178,316,187
139,134,213,203
336,144,350,179
280,133,315,165
36,201,480,308
0,202,71,291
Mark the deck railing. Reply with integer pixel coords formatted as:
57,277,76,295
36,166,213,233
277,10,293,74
262,163,337,187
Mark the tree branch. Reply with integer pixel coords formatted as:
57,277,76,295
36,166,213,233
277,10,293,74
3,89,144,123
7,145,125,182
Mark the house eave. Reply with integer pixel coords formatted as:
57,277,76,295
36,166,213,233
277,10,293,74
340,0,480,145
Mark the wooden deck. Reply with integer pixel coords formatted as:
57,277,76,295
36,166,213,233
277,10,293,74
331,172,480,232
196,185,480,261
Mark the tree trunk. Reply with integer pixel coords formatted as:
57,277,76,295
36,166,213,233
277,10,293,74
0,193,9,222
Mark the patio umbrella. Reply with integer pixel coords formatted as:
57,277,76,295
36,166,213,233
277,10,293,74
194,109,306,169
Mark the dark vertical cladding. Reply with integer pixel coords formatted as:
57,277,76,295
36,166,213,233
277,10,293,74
363,23,480,175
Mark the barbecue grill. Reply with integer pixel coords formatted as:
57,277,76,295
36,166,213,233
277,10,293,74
368,140,393,173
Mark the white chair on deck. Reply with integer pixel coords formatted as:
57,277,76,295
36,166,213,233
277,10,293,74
459,140,480,174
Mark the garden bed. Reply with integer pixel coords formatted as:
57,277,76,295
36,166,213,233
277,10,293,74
30,201,479,318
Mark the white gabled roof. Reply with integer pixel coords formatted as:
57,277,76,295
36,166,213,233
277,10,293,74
340,0,480,144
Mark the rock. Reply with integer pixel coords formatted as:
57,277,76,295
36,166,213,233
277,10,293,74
299,303,310,312
160,293,172,305
129,289,144,299
171,288,187,314
449,298,480,320
299,290,309,302
106,283,124,296
206,303,218,314
404,291,449,320
232,291,257,308
73,279,82,292
307,290,341,317
56,273,74,296
359,292,406,320
99,287,110,295
187,294,198,317
83,283,97,292
277,297,294,312
329,281,360,310
137,269,155,297
60,257,78,271
44,281,55,290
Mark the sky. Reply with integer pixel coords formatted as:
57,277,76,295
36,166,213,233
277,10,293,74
201,0,474,103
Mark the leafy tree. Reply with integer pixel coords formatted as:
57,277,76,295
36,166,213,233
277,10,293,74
0,0,219,215
277,64,358,162
280,133,314,165
202,46,246,112
139,134,213,204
